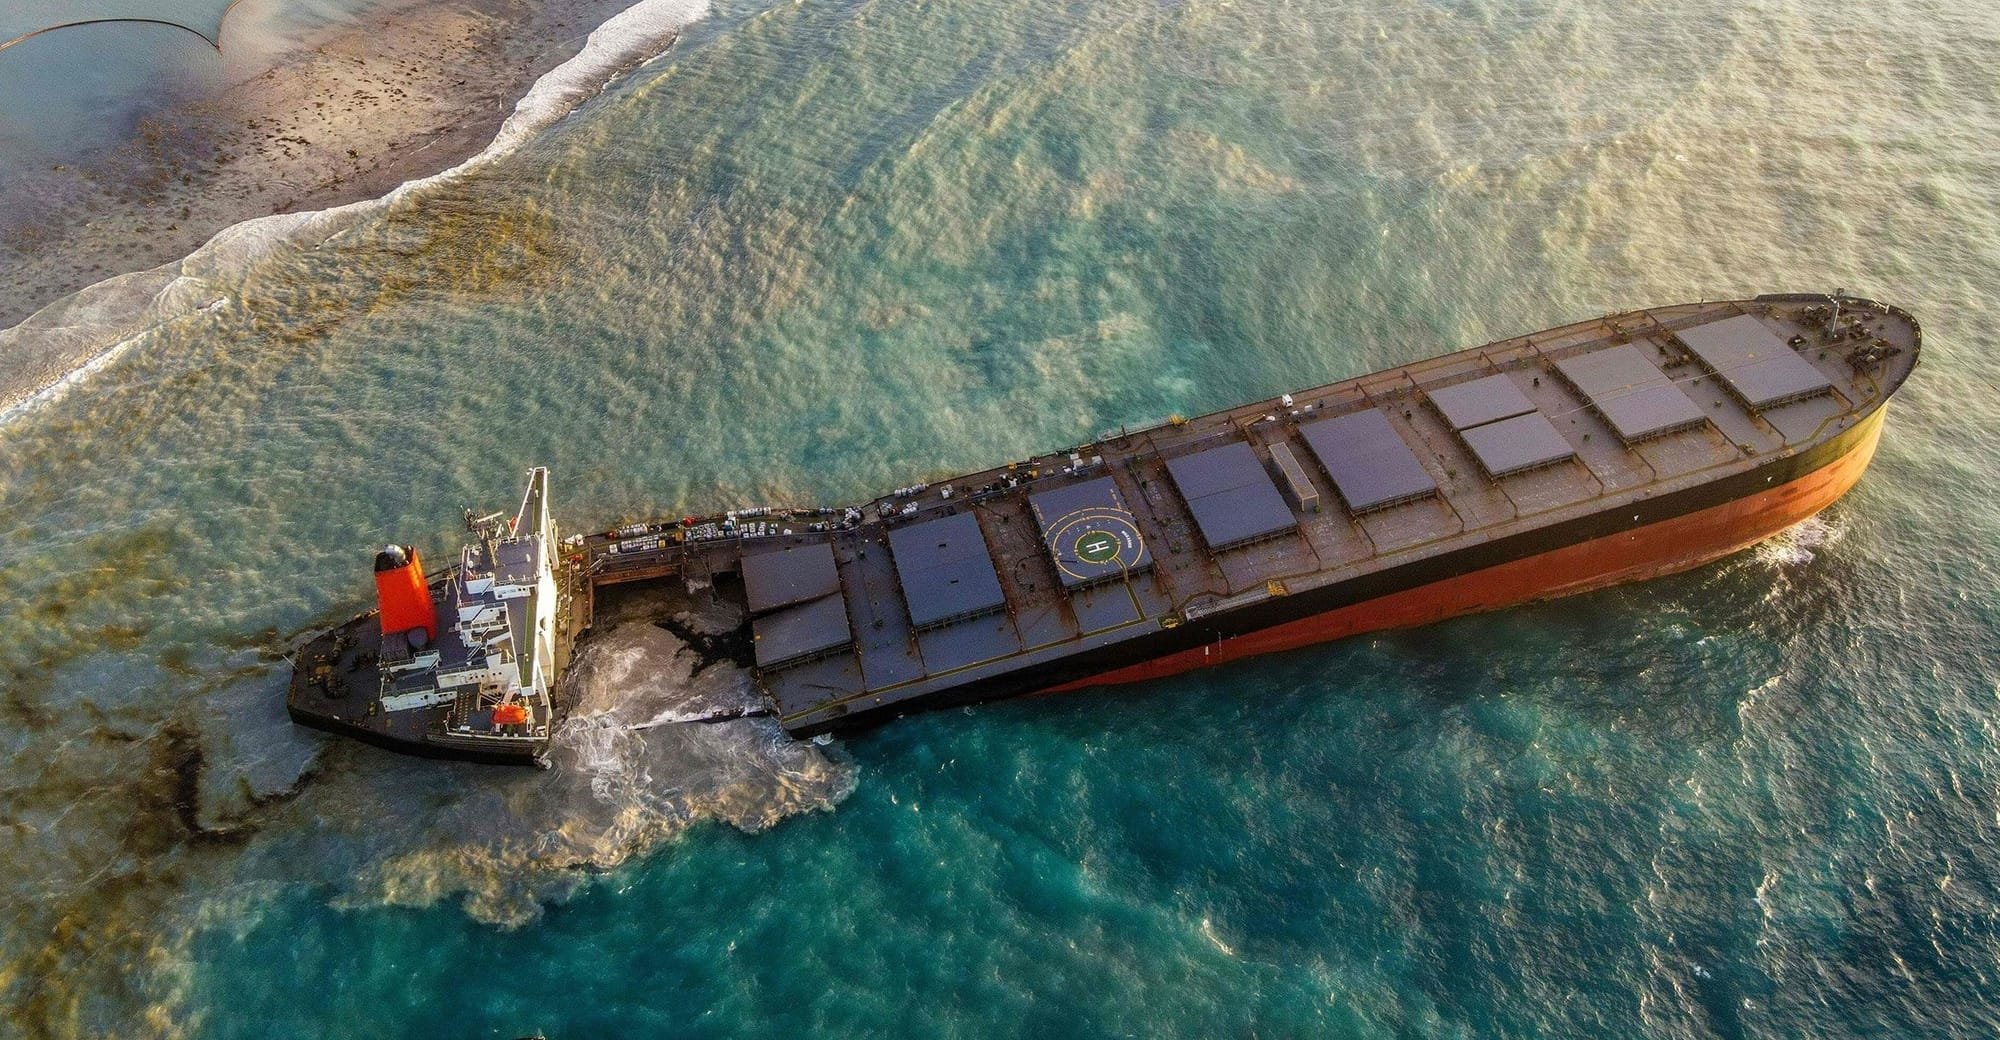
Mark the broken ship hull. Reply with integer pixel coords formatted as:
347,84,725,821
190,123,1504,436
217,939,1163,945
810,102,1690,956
289,295,1917,759
287,468,568,766
285,584,554,767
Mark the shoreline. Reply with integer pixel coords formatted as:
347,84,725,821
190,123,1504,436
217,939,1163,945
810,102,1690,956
0,0,686,417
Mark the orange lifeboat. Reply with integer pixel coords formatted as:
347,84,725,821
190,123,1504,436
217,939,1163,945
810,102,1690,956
493,703,529,727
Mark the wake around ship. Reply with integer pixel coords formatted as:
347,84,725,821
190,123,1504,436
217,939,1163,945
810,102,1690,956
288,294,1919,764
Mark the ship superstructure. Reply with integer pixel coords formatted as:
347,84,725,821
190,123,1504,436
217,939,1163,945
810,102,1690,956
288,468,569,764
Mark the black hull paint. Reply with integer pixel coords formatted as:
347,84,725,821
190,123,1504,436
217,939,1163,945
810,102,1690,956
286,702,549,767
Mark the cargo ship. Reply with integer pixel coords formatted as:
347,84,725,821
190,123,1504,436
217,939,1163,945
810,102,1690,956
289,294,1918,762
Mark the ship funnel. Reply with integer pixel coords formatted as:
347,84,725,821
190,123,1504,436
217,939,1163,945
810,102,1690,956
373,543,439,644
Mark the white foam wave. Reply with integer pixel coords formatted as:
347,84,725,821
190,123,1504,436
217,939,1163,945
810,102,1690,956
1754,513,1846,568
485,0,711,161
328,620,851,927
0,0,709,426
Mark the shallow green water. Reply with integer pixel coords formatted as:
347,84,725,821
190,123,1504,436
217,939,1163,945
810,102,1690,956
1,0,1997,1034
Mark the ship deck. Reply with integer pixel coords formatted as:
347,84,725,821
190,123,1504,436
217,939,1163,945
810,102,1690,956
583,296,1919,733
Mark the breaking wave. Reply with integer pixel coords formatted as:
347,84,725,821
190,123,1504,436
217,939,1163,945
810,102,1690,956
321,621,854,928
0,0,710,426
1754,513,1846,568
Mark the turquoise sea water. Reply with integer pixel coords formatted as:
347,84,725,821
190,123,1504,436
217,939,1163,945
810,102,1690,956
2,0,1998,1035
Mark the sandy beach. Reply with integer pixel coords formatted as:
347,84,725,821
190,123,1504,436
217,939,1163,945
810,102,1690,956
0,0,654,334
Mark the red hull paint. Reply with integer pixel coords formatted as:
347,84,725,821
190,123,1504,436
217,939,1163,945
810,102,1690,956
1044,407,1887,692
